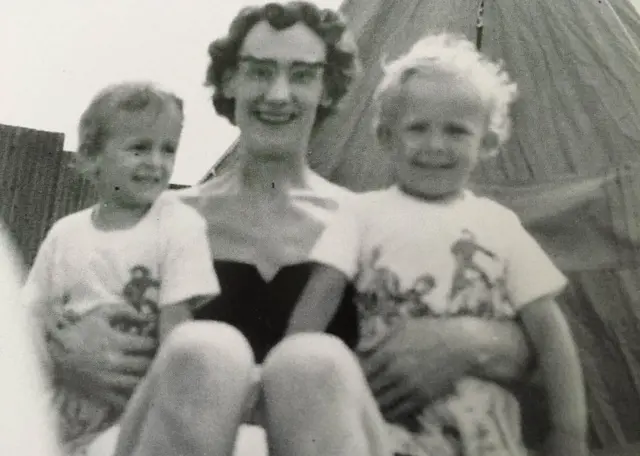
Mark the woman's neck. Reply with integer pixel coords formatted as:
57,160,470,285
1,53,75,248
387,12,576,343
235,146,312,194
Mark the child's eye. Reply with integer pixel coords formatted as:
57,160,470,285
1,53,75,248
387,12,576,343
130,143,150,153
447,125,469,136
163,144,177,155
407,122,429,133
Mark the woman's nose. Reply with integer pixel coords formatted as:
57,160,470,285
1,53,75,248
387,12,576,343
265,73,292,103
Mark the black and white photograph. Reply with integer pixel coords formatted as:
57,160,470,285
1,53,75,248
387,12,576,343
1,1,640,455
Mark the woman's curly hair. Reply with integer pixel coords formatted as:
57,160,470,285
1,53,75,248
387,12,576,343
205,1,360,126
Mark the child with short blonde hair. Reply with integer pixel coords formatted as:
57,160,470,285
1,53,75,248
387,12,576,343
23,82,220,455
288,33,587,456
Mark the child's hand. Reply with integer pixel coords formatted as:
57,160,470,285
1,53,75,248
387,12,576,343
544,430,588,456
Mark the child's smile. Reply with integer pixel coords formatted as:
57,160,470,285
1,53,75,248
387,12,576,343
94,105,181,208
386,70,493,199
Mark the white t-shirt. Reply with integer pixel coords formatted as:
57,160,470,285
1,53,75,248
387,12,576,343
310,186,568,453
23,192,220,327
311,187,566,337
22,193,221,454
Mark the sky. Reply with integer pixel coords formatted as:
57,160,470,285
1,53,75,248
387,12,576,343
0,0,342,185
2,0,639,184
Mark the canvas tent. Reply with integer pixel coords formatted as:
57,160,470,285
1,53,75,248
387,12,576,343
211,0,640,448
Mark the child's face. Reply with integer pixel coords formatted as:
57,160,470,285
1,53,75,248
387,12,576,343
382,71,494,199
93,105,181,208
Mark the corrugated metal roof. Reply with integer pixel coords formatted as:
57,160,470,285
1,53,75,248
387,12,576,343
0,124,66,266
0,125,96,266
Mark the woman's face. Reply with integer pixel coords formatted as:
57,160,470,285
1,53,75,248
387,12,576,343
226,20,329,160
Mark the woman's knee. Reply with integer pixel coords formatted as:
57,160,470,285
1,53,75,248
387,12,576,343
262,333,363,394
158,321,255,381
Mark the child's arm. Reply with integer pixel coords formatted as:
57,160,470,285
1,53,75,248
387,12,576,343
519,296,588,455
157,200,221,342
286,264,349,335
157,302,191,342
157,297,210,342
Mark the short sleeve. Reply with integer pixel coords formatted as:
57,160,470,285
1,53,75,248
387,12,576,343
21,226,60,321
504,212,568,310
308,198,362,279
20,225,62,370
159,204,220,307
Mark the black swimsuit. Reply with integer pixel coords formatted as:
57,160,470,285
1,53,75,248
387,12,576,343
193,260,359,363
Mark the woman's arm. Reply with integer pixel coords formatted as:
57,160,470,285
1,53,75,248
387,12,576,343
362,316,533,422
462,316,534,384
286,264,349,335
157,299,207,342
47,304,157,409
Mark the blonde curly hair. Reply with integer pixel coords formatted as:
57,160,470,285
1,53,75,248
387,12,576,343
372,32,518,150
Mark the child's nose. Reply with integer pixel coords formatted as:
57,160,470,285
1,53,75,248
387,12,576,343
146,149,166,168
424,131,446,152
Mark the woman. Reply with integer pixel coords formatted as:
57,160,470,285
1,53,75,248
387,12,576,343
47,3,534,455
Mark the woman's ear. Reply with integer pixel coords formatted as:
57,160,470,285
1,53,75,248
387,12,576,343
221,69,237,98
319,87,332,108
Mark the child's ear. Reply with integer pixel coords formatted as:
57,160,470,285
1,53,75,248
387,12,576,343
73,155,101,182
376,124,394,151
480,130,500,158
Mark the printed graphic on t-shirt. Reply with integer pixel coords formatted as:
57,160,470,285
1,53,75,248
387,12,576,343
355,228,526,455
355,246,437,352
119,265,160,336
447,229,512,318
355,228,514,353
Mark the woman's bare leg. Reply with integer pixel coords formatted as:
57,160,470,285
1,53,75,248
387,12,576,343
261,333,391,456
115,322,256,456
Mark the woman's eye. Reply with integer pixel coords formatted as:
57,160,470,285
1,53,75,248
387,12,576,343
291,68,317,84
248,66,273,79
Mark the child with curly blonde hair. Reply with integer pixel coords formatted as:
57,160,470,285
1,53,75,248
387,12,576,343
288,33,587,456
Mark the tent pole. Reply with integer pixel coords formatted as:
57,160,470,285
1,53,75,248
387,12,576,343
476,0,485,49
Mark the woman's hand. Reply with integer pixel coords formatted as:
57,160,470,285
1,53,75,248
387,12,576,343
361,318,473,423
360,317,532,424
46,304,158,411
